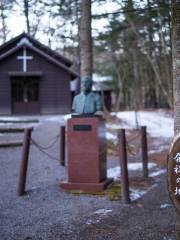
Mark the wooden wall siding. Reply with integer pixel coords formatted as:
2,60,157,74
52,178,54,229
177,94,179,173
0,72,11,114
0,48,71,115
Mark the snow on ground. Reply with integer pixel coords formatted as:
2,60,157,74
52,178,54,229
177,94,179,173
160,203,172,209
106,132,117,141
94,209,112,215
40,114,71,123
86,209,113,225
130,188,148,201
130,184,158,201
0,115,71,130
113,110,173,139
0,110,173,140
149,169,166,177
148,144,170,154
107,162,166,202
107,162,157,180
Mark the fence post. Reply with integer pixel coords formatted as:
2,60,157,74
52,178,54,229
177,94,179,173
118,129,130,204
17,128,32,196
141,126,148,178
60,126,65,166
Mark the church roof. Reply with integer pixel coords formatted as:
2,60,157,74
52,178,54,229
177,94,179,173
0,33,78,79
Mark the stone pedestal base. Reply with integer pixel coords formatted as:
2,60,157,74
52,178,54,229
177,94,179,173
60,178,113,192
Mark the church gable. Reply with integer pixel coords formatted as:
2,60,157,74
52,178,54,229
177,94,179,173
0,38,77,79
0,34,77,115
0,33,72,68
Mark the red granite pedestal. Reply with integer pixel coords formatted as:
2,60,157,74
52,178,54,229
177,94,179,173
60,116,113,192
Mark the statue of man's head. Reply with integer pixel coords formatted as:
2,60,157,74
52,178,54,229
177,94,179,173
82,75,93,94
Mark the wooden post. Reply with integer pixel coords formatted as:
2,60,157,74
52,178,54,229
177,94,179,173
141,126,148,178
118,129,130,204
17,128,32,196
60,126,65,166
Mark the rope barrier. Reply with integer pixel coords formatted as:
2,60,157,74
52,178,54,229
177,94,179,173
126,131,140,144
31,134,60,150
31,137,59,161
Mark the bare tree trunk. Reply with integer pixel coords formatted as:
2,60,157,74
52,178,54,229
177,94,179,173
147,0,157,108
0,2,7,43
75,0,81,94
80,0,92,88
171,1,180,239
126,16,173,108
126,0,139,127
132,39,140,128
173,0,180,133
157,11,173,106
23,0,30,34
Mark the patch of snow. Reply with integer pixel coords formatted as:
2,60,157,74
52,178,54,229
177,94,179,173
160,203,172,209
94,209,112,216
40,115,70,124
0,115,71,125
106,132,117,142
149,144,170,154
63,114,71,122
86,219,100,225
162,236,174,240
107,166,120,180
130,184,158,201
86,208,112,225
107,162,157,180
149,169,166,177
128,162,156,171
115,110,173,139
0,117,26,121
130,188,147,201
93,73,112,82
70,79,78,91
106,123,121,130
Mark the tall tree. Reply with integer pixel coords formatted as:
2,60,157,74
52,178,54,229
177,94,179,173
172,0,180,134
23,0,30,34
15,0,44,36
80,0,92,85
94,0,172,110
0,0,12,43
172,0,180,238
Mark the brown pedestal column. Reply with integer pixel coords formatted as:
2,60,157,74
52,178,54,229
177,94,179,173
60,116,113,192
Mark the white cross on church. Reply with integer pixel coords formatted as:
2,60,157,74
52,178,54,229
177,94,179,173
17,47,33,72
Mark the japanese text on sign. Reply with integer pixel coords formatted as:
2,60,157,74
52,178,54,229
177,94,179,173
174,153,180,195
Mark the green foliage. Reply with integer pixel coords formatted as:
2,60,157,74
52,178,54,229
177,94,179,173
68,182,121,201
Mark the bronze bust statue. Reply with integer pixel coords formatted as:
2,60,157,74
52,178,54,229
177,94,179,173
72,76,103,115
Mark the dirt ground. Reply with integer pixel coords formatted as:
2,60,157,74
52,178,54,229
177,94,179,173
0,118,176,240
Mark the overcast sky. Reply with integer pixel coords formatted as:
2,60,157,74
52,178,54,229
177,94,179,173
5,0,147,49
7,0,118,41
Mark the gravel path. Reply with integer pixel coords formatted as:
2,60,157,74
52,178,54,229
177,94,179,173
0,120,176,240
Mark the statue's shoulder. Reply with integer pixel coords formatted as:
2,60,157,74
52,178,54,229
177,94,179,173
73,93,85,104
74,93,83,100
90,92,101,99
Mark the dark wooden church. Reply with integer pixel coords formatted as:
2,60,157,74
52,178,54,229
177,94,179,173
0,33,78,115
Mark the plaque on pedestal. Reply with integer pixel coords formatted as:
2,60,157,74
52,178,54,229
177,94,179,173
60,116,113,192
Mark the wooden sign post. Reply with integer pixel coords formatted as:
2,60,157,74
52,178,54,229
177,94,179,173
168,135,180,213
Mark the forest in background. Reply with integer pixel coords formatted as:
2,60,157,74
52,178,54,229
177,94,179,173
0,0,172,110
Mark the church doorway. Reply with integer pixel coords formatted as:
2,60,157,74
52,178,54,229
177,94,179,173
11,76,40,114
